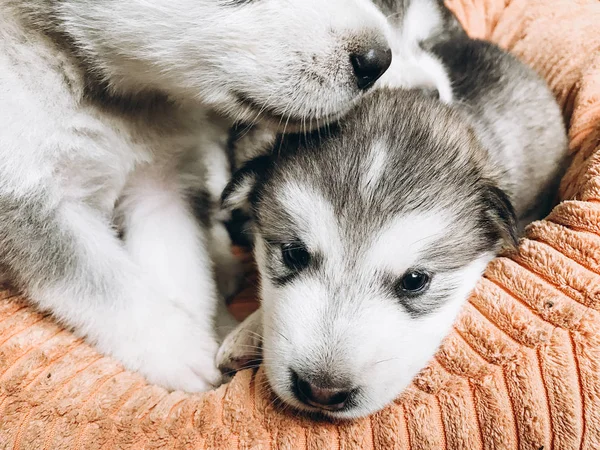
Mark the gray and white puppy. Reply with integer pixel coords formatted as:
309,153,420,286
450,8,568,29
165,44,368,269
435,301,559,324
217,1,567,419
0,0,391,393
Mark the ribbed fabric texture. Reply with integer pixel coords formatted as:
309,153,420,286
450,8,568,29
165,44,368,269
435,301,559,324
1,0,600,448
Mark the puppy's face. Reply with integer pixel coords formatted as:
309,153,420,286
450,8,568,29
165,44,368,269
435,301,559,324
58,0,391,130
224,90,517,418
200,0,393,129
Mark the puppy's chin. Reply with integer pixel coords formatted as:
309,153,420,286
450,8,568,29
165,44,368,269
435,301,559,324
263,364,404,420
261,344,405,420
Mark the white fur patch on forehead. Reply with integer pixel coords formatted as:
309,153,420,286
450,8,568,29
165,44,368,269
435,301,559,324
277,181,344,256
361,140,388,196
365,209,451,273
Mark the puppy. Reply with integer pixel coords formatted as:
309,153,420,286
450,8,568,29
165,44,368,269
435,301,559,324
0,0,392,392
217,12,567,417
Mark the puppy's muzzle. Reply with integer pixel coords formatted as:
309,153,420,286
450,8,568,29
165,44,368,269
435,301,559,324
291,370,355,411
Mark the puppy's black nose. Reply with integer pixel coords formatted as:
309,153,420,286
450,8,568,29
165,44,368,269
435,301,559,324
292,371,351,411
351,46,392,90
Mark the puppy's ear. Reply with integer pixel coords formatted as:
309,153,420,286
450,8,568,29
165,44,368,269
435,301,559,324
481,182,518,250
221,155,272,214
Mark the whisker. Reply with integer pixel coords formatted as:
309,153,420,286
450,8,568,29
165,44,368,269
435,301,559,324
373,357,402,366
264,323,291,343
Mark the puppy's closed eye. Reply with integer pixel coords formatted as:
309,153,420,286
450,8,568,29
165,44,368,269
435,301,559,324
281,242,311,271
264,239,320,286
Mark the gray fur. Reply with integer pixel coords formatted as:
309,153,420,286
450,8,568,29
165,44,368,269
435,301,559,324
373,0,568,221
429,36,568,222
0,194,80,290
231,90,515,279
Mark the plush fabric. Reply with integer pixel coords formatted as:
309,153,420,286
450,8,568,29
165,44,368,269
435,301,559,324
1,0,600,448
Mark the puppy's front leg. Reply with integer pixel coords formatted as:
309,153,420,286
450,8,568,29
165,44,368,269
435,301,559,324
117,168,223,383
2,195,220,391
118,170,217,316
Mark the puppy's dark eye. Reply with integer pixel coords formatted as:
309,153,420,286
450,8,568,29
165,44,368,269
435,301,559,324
281,243,310,271
396,270,431,295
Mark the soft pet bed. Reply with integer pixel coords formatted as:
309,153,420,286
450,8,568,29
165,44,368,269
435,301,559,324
1,0,600,448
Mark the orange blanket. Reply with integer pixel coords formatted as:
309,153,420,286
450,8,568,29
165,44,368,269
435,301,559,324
1,0,600,448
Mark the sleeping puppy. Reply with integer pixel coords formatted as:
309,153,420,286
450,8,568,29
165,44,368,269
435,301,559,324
0,0,391,392
217,9,567,418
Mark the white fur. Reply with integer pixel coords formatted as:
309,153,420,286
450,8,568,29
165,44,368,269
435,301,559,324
49,0,391,127
360,141,388,196
29,200,223,391
0,1,390,392
364,210,451,271
277,182,345,263
375,0,454,103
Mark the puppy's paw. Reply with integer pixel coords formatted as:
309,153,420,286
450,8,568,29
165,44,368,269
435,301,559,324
104,296,222,392
216,309,263,378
